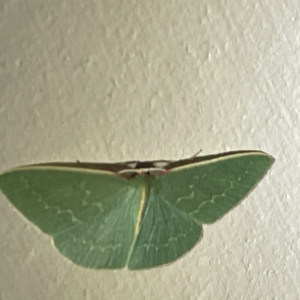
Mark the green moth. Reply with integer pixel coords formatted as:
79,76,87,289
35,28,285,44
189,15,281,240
0,151,274,270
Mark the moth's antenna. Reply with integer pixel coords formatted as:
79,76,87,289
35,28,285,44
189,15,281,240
189,149,202,159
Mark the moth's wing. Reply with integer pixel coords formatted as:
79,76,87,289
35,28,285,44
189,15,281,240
127,182,202,269
157,151,274,224
127,152,274,270
0,167,142,269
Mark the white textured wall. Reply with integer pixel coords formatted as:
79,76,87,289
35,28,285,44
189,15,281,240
1,0,299,299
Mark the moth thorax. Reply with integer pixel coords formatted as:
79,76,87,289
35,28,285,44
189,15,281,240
118,168,167,178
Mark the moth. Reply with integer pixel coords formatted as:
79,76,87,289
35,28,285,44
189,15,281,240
0,151,274,270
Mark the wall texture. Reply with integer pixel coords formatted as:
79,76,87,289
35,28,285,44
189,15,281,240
1,0,299,299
